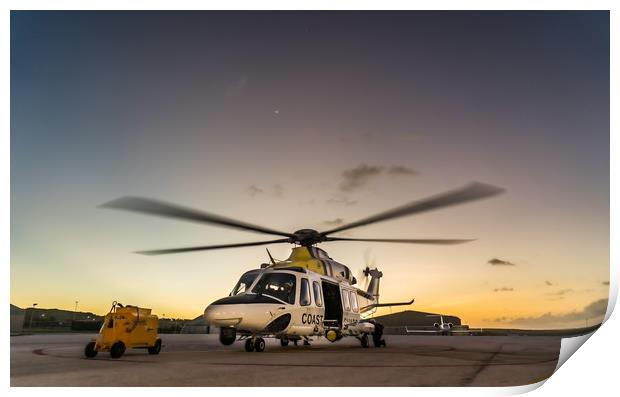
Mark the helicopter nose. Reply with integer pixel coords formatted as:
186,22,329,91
204,303,243,327
204,294,287,329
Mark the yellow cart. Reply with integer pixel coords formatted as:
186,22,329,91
84,301,162,359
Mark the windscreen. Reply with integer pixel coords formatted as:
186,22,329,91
251,273,296,304
230,270,260,296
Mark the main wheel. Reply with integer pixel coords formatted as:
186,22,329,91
360,333,369,348
254,337,266,352
148,338,162,355
372,322,385,347
84,342,98,358
244,339,255,352
110,341,125,359
219,327,237,346
280,338,289,347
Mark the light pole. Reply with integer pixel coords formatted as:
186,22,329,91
29,303,38,329
73,300,79,321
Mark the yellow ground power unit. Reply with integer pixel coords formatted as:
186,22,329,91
84,301,162,359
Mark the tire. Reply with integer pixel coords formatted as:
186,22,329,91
360,333,369,348
84,342,98,358
148,338,162,355
219,327,236,346
280,338,289,347
110,341,125,359
245,339,255,352
254,338,265,352
372,322,384,347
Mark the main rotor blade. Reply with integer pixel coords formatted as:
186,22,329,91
101,197,295,238
136,238,291,255
326,237,475,245
320,182,504,236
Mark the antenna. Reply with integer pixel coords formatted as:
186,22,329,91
266,248,277,266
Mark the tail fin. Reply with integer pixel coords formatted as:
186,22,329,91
366,268,383,300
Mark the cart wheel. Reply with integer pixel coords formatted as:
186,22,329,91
244,339,255,352
148,338,162,355
110,341,125,359
254,337,266,352
84,342,98,358
360,333,369,348
280,338,289,347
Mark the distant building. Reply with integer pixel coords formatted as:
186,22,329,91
10,305,25,334
372,310,462,334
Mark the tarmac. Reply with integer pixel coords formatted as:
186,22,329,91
11,333,561,386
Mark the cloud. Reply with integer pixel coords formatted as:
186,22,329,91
246,184,285,198
339,163,417,192
246,185,264,197
494,287,514,292
340,164,384,192
499,298,608,327
488,257,516,266
323,218,345,226
602,281,610,286
546,288,573,296
545,280,553,286
326,197,358,206
386,165,417,176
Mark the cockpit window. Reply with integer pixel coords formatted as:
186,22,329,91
231,270,260,296
251,273,296,304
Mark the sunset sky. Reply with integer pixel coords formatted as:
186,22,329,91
11,11,609,328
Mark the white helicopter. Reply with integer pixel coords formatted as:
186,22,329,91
103,182,503,352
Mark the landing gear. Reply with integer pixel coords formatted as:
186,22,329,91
372,322,386,347
219,327,236,346
245,337,266,352
280,338,289,347
303,337,311,346
360,333,369,348
254,337,266,352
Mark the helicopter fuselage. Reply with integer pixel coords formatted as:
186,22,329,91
204,265,376,342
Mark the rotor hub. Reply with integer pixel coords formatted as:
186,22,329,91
291,229,325,246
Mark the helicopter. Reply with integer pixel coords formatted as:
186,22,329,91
102,182,503,352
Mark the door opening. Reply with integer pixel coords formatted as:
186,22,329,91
321,281,343,328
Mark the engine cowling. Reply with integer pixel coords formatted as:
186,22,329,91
447,323,453,329
433,323,439,328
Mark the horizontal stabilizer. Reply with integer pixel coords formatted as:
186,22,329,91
361,298,414,312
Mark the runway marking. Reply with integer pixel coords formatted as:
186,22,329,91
31,348,159,364
460,349,503,386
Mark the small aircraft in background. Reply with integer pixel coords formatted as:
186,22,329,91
406,314,471,335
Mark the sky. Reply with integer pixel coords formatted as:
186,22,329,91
11,11,609,328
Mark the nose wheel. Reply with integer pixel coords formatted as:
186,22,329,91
245,337,266,352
